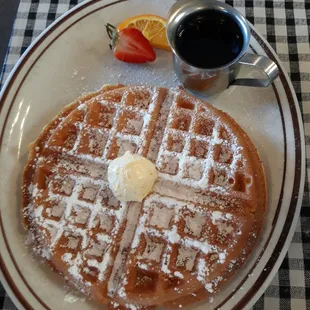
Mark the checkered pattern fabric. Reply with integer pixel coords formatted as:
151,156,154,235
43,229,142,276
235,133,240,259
0,0,309,309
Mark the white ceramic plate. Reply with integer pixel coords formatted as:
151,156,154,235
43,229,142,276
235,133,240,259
0,0,305,309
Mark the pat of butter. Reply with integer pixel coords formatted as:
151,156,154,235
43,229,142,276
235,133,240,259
108,151,157,202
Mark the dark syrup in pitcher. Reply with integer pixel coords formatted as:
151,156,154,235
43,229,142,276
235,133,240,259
175,10,244,69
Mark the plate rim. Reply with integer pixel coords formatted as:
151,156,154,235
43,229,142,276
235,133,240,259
0,0,305,309
229,26,305,309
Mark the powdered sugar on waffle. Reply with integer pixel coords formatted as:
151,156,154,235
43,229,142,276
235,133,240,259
155,89,246,194
23,85,258,306
118,191,251,296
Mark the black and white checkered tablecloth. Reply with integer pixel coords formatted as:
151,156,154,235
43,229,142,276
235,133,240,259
0,0,309,309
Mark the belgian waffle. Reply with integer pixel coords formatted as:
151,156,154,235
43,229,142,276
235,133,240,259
22,84,266,309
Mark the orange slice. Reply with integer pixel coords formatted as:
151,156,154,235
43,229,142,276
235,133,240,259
117,14,171,51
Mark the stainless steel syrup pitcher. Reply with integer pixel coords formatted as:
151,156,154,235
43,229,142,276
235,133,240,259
166,0,279,96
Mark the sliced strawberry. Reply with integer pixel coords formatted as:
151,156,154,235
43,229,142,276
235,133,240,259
106,23,156,64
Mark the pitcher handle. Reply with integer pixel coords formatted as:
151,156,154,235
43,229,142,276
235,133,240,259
231,53,279,87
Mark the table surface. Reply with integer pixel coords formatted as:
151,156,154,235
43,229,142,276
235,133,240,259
0,0,19,71
0,0,309,309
